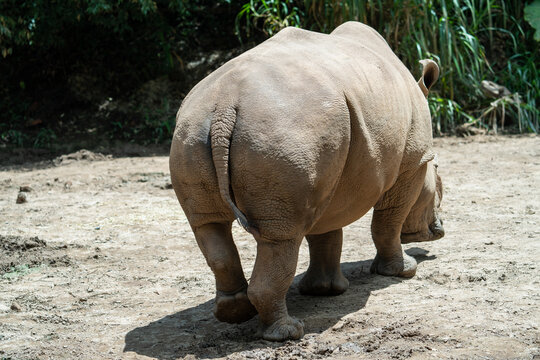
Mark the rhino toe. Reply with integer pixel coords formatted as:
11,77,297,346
298,271,349,296
214,289,257,324
261,316,304,341
370,252,417,278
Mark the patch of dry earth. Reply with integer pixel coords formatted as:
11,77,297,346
0,135,538,359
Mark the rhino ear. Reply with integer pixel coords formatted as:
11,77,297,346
417,59,439,97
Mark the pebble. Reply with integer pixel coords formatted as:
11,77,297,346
16,192,27,204
19,185,33,192
162,182,173,190
11,302,22,312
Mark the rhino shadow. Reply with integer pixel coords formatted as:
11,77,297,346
123,248,435,359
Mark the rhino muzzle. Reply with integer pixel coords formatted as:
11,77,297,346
401,217,444,243
429,217,445,240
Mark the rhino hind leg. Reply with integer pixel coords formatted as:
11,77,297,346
299,229,349,296
214,288,256,324
248,237,304,341
369,167,429,278
193,222,257,323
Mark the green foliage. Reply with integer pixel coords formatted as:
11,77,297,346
0,129,26,147
236,0,304,38
524,0,540,41
109,99,175,145
237,0,540,134
2,264,43,279
33,128,57,148
0,0,239,148
1,0,537,148
429,96,476,134
0,0,197,62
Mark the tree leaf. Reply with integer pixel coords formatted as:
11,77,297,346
524,0,540,41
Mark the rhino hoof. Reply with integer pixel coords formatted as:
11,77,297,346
262,316,304,341
298,271,349,296
370,252,417,278
214,289,257,324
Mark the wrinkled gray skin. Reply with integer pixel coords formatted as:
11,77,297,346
169,21,444,342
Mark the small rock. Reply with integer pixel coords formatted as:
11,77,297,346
19,185,33,192
468,273,486,282
339,342,363,353
456,123,487,137
481,80,511,98
16,192,27,204
161,182,173,190
64,181,72,189
11,302,22,312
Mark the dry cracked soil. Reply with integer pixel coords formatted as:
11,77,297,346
0,135,539,359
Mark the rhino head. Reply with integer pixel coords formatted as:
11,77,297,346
401,159,444,243
399,59,444,243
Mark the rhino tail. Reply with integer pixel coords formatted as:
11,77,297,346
417,59,439,97
210,105,259,237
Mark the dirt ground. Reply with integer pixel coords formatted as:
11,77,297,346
0,135,538,360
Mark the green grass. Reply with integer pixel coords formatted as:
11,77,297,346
2,264,43,280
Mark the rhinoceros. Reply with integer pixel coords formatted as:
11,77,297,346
169,21,444,341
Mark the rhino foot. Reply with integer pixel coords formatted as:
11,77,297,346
214,288,257,324
298,270,349,296
370,251,417,278
260,316,304,341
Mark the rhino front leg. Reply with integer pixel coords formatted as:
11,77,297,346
193,223,257,323
299,229,349,295
370,210,418,278
248,237,304,341
370,167,427,278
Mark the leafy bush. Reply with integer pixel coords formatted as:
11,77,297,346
0,0,240,147
1,0,537,150
236,0,304,38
